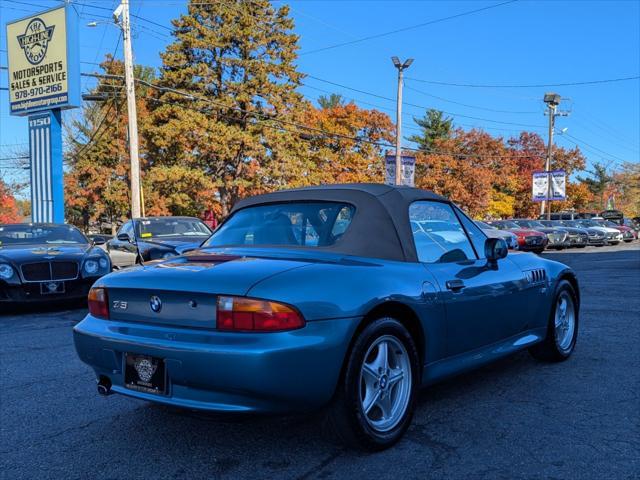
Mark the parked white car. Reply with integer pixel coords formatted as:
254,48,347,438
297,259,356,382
576,220,623,244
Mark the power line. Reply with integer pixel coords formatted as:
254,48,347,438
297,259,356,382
404,83,540,115
300,0,518,55
562,133,630,164
301,83,544,135
80,72,543,162
305,75,546,128
404,75,640,88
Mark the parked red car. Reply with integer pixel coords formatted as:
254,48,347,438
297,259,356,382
487,220,548,254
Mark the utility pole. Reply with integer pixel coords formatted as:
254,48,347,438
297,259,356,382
391,57,413,186
544,101,556,220
117,0,142,218
541,93,567,220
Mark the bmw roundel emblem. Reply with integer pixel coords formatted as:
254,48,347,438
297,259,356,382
149,295,162,313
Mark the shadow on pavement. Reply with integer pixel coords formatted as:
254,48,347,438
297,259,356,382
0,298,87,316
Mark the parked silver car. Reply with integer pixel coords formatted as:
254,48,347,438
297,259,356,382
475,221,518,249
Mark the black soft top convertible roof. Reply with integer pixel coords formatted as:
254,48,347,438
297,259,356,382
230,183,451,262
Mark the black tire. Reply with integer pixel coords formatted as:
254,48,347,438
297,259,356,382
324,317,419,451
529,279,579,362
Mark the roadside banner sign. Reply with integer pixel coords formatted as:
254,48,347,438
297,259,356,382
532,171,548,202
385,154,416,186
6,5,79,116
532,170,566,202
550,170,566,200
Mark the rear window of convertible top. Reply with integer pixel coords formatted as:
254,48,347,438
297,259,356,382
203,202,355,248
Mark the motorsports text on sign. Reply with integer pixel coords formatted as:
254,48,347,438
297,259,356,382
6,6,79,116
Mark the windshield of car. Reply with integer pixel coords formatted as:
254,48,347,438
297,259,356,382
562,220,581,227
0,224,88,245
579,220,599,228
540,220,562,227
475,221,495,230
516,220,545,229
136,218,212,239
203,202,355,248
492,221,519,229
600,220,620,228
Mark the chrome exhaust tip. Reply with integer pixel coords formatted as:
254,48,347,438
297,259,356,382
97,376,112,396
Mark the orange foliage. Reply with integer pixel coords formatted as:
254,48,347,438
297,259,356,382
0,180,21,223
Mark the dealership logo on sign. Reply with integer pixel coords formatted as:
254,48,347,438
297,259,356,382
17,18,55,65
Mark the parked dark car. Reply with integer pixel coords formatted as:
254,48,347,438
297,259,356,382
0,223,111,303
575,219,622,244
74,184,580,450
487,220,548,254
558,220,607,246
538,220,588,248
511,219,570,250
107,217,213,268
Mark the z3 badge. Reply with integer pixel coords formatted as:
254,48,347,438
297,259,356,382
112,300,128,310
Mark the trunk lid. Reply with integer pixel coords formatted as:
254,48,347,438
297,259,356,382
102,253,311,328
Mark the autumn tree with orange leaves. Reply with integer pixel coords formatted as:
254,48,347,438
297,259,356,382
0,179,21,224
300,100,394,185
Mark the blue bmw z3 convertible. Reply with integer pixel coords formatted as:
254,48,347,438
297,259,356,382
73,184,580,450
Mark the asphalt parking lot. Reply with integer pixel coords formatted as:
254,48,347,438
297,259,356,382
1,242,639,480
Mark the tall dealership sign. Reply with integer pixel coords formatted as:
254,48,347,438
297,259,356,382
6,6,79,222
532,170,566,203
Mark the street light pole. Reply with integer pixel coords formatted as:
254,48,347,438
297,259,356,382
391,57,413,186
119,0,142,218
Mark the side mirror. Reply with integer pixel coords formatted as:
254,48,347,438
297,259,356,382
485,237,508,265
117,232,133,243
92,236,106,246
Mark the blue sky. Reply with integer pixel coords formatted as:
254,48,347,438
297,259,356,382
1,0,639,195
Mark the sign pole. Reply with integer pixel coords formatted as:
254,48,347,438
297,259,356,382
28,110,64,223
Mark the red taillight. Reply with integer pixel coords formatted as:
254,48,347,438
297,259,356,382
88,287,109,319
216,296,305,332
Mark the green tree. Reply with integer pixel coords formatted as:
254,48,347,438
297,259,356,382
408,109,453,152
317,93,345,109
146,0,304,216
577,162,613,210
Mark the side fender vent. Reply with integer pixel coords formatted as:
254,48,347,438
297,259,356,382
525,268,547,284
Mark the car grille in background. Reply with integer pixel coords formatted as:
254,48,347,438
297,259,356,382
525,236,543,245
21,262,79,281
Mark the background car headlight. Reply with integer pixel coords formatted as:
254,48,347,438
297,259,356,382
162,251,177,259
84,260,99,274
99,257,109,269
0,263,14,279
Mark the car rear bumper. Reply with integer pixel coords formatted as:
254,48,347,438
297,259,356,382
73,314,359,413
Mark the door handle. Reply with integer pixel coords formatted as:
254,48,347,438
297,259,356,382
446,279,465,292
